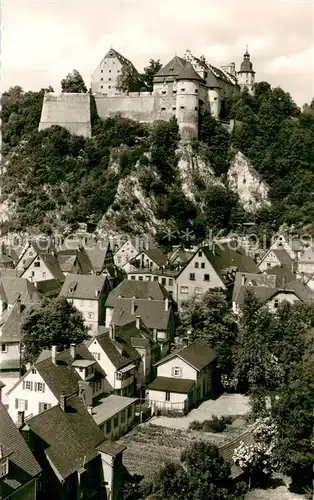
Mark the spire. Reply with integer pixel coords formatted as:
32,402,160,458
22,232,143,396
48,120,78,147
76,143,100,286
239,45,254,73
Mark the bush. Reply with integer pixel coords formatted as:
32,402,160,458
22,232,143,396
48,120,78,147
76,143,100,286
188,416,233,433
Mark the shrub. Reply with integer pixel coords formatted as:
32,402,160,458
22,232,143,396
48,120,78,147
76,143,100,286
188,420,203,431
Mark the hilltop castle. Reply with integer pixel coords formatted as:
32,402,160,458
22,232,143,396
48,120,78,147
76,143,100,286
39,47,256,140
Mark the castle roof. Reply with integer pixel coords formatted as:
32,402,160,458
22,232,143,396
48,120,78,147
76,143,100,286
153,55,188,82
104,48,138,72
176,62,204,82
238,47,255,74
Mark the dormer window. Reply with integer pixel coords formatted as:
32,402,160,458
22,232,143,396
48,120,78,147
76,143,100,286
0,458,9,478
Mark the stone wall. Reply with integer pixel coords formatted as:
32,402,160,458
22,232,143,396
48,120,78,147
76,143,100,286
39,93,91,138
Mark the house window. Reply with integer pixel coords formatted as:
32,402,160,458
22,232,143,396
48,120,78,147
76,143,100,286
92,352,101,361
106,420,111,433
114,416,119,428
116,372,122,380
165,392,170,401
15,398,28,411
1,344,7,352
198,251,202,257
94,380,101,392
172,367,182,377
161,278,166,285
153,276,159,282
127,406,132,418
195,287,203,295
274,299,279,309
39,402,51,413
201,263,205,269
34,262,40,267
130,276,136,280
37,480,47,492
168,278,173,286
138,276,143,281
146,276,152,281
189,273,195,281
204,274,210,281
35,382,45,393
88,312,94,319
194,262,199,268
180,286,188,294
0,459,8,478
121,410,126,423
32,367,36,374
42,272,46,278
24,381,33,391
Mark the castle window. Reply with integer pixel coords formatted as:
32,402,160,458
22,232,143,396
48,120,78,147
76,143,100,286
195,107,198,111
101,70,103,73
214,97,218,100
101,78,103,81
172,107,176,110
109,85,111,89
172,90,177,94
180,106,184,109
109,69,111,73
100,85,103,89
195,89,198,93
162,91,167,95
243,177,246,184
161,107,166,111
181,88,185,92
109,78,111,81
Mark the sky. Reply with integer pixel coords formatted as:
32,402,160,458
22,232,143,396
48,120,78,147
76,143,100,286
2,0,314,107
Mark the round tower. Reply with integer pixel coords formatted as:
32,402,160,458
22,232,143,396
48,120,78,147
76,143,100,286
237,46,255,95
175,62,202,140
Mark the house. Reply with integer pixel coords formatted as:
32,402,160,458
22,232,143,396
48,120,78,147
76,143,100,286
85,240,115,274
21,393,126,500
126,269,178,295
258,248,294,273
174,243,259,308
147,340,217,414
20,252,65,285
91,394,138,440
219,429,254,480
87,320,160,395
167,247,195,269
232,271,277,314
59,273,111,333
0,398,42,500
296,245,314,275
0,298,40,403
16,239,56,271
56,247,93,275
113,239,139,268
35,279,62,298
7,342,108,423
105,280,176,348
0,276,41,313
269,232,304,260
232,273,314,314
123,247,168,273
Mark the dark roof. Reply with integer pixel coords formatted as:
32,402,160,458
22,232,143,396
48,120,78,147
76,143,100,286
272,249,293,267
148,376,195,394
35,279,62,297
107,279,171,303
265,265,296,287
0,302,34,343
232,272,276,304
239,51,254,73
92,329,141,370
154,55,188,81
0,277,41,306
0,401,41,498
104,48,137,72
26,395,105,480
85,247,110,273
110,298,171,330
57,248,93,274
155,340,216,371
176,62,203,82
59,274,108,300
219,429,254,479
140,248,168,268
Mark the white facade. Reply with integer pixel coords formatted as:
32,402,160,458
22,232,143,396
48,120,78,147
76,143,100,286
114,240,138,268
157,356,197,380
267,291,300,312
91,50,129,96
70,297,101,334
8,368,58,422
258,250,284,272
20,255,55,282
174,248,225,307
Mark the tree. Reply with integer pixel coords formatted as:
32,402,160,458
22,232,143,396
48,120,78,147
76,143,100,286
179,289,237,377
117,59,162,93
21,297,89,362
61,69,87,93
146,442,247,500
141,59,162,91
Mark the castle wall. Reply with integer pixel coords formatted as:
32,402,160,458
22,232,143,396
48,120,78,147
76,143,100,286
176,80,199,140
38,92,91,138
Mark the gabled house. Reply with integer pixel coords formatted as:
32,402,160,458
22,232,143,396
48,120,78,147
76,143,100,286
269,232,304,260
147,340,217,413
59,273,111,334
56,247,93,276
123,247,168,273
21,394,126,500
113,239,139,268
258,248,294,273
0,276,41,314
86,324,141,397
174,243,259,308
91,394,138,441
20,252,65,285
0,398,41,500
16,239,56,271
7,342,108,423
126,269,178,295
85,240,114,274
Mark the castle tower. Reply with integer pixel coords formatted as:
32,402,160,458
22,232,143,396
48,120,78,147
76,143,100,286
237,46,255,95
175,62,203,140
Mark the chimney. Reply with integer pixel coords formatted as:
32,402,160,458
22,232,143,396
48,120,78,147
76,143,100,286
17,410,25,429
212,243,215,255
153,328,158,342
70,343,76,359
241,274,246,286
16,295,21,314
165,298,169,312
51,345,57,365
131,299,136,315
60,392,66,412
0,381,6,403
109,323,115,340
291,258,296,273
300,272,305,285
183,337,189,347
95,288,100,298
136,316,141,329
